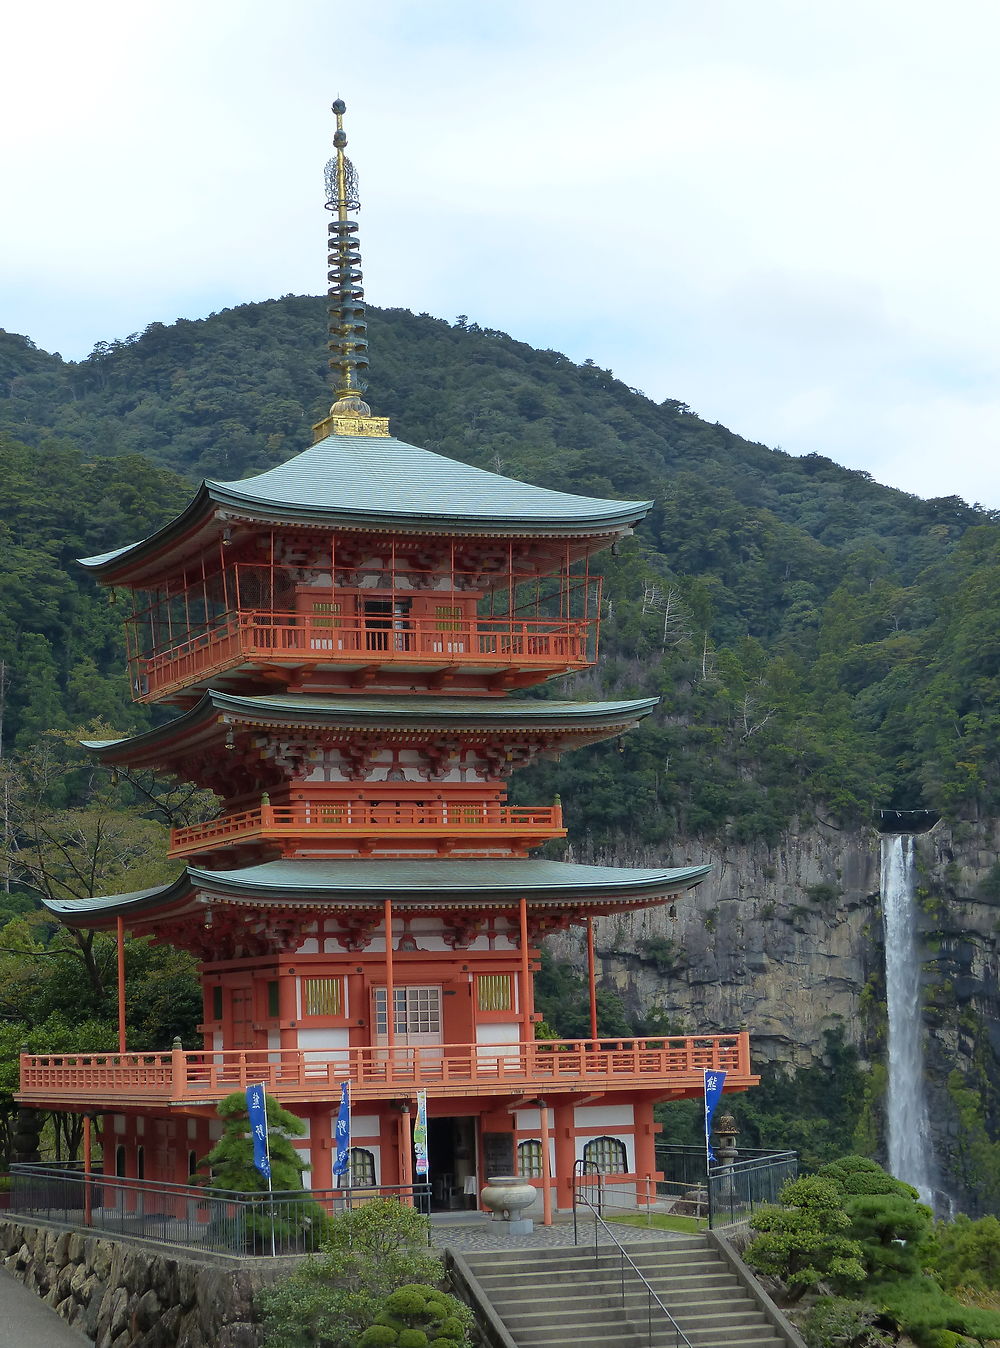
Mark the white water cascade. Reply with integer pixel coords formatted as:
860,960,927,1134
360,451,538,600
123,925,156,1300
881,833,935,1204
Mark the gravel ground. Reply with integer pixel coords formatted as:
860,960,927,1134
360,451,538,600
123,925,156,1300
431,1212,686,1254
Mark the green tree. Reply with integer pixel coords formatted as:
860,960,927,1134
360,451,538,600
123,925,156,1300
744,1176,866,1299
258,1199,448,1348
195,1090,308,1193
359,1284,473,1347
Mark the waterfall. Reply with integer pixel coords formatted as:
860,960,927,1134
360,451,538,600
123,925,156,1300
881,833,934,1204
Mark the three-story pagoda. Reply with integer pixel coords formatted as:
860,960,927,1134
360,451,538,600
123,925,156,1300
19,103,755,1217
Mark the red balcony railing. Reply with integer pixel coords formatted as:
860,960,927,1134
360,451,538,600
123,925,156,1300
20,1034,755,1107
131,611,594,702
169,799,565,858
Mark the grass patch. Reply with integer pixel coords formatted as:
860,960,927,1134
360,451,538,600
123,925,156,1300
608,1213,707,1234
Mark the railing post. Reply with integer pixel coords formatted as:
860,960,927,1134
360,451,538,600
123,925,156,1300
171,1036,186,1097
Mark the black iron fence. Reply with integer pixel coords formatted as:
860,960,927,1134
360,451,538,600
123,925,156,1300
655,1144,797,1229
9,1161,432,1257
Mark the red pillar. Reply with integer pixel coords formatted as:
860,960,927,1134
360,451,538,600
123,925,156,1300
553,1100,576,1211
633,1098,659,1207
384,897,395,1055
586,915,598,1043
518,898,530,1041
83,1116,93,1227
116,915,127,1054
539,1100,553,1227
310,1107,333,1192
278,967,298,1054
399,1103,413,1204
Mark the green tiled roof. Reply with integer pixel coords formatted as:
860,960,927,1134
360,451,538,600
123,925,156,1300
40,858,710,923
82,691,658,762
191,858,710,900
79,433,651,574
210,434,650,529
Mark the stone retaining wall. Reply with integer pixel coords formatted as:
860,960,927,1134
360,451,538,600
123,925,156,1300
0,1218,279,1347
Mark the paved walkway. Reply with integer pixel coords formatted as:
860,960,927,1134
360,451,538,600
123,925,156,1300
430,1211,685,1255
0,1269,89,1346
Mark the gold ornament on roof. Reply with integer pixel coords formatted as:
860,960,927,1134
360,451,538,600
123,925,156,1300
315,98,390,442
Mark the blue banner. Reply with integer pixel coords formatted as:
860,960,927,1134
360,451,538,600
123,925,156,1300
414,1090,429,1178
246,1083,271,1181
704,1069,727,1165
333,1081,351,1178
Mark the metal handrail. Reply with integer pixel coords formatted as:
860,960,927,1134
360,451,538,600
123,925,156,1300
571,1157,603,1242
572,1186,694,1348
8,1162,434,1256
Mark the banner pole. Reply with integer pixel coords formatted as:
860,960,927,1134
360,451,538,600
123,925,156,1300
262,1082,275,1257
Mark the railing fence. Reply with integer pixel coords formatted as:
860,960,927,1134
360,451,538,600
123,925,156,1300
654,1144,797,1229
9,1162,431,1257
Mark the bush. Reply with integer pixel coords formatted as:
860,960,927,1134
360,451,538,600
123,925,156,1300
257,1204,473,1348
358,1330,398,1348
875,1274,1000,1347
924,1213,1000,1291
801,1296,894,1348
818,1155,916,1198
744,1176,866,1299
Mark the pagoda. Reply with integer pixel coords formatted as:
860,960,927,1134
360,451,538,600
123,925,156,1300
19,102,755,1218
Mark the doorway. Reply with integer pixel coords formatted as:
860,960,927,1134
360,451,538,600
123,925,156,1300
363,597,412,652
426,1116,477,1210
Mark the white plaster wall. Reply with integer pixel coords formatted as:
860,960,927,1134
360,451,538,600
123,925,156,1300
574,1104,635,1128
476,1024,520,1044
298,1028,351,1060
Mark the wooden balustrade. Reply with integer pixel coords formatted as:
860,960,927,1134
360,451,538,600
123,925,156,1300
19,1033,754,1106
131,610,594,700
169,799,565,857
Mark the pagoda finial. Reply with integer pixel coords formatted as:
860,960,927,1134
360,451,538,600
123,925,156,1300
314,99,390,442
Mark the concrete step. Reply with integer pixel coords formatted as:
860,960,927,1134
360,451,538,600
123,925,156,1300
505,1300,769,1335
459,1234,791,1348
512,1328,643,1348
477,1272,743,1304
469,1263,741,1290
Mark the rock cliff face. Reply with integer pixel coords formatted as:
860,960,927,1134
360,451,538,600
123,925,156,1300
550,815,1000,1210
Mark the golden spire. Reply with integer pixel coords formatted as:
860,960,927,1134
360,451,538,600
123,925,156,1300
314,98,389,441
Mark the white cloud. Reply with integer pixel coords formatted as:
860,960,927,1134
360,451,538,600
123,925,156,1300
3,0,1000,505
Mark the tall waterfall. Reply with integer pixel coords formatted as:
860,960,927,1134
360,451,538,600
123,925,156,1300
881,833,934,1204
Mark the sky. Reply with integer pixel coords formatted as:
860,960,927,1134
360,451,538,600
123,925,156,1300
3,0,1000,507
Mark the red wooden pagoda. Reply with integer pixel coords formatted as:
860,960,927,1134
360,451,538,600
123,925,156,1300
19,102,755,1217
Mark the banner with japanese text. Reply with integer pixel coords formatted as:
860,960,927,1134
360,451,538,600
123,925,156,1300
246,1082,271,1181
414,1090,429,1178
333,1081,351,1178
704,1069,727,1165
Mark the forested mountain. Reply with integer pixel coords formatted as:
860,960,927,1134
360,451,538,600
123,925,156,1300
1,299,997,845
6,297,1000,1196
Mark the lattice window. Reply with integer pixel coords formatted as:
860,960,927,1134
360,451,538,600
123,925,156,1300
477,974,513,1012
303,977,343,1017
350,1147,377,1187
517,1139,543,1179
373,986,442,1037
583,1136,628,1175
267,981,280,1018
312,601,341,628
434,604,463,631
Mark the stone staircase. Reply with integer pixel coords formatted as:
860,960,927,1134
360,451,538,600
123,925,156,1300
457,1234,798,1347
